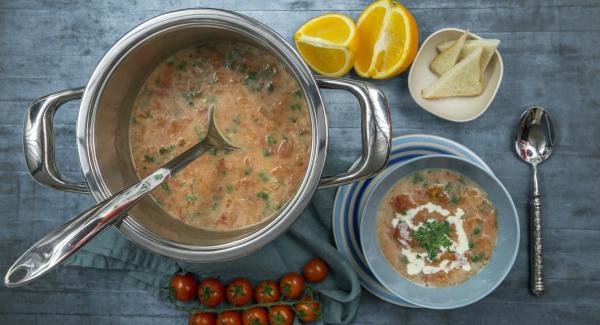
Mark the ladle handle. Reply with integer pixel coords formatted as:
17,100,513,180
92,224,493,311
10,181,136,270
530,164,544,296
4,168,170,287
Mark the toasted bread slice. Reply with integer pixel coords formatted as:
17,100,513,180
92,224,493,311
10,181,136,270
429,31,468,76
422,47,484,99
437,39,500,70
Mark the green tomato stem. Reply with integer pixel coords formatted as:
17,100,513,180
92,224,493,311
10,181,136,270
170,286,319,315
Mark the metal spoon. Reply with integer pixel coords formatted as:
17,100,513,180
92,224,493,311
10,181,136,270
5,106,241,287
514,106,554,296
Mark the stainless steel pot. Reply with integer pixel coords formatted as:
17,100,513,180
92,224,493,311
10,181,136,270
21,9,391,264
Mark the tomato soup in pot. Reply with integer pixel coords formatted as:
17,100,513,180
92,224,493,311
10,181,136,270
129,41,311,231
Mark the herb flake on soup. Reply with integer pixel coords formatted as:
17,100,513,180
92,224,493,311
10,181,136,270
129,41,311,231
376,169,498,287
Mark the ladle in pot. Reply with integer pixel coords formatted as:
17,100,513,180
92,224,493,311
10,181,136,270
5,106,241,287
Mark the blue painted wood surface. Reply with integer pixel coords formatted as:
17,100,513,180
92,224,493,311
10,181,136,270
1,1,599,324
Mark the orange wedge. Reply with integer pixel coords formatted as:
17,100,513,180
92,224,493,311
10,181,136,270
294,14,358,77
354,0,419,79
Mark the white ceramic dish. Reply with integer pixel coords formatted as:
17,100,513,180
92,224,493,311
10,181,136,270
408,28,504,122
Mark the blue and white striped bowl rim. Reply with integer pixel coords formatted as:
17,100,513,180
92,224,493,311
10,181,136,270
332,134,493,307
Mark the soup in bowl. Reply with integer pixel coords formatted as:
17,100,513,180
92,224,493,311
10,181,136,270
360,155,519,309
376,168,498,288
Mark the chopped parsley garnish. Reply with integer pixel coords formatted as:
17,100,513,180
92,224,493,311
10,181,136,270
161,182,171,194
444,182,453,192
186,194,198,202
208,148,218,156
258,64,277,79
471,253,484,263
450,195,461,205
266,82,274,93
242,65,277,92
236,63,248,73
413,220,452,260
267,135,277,145
244,169,253,176
245,71,257,82
290,103,301,111
224,49,240,69
293,89,303,98
262,148,271,157
182,89,201,104
211,195,222,211
256,191,269,201
144,154,156,163
472,226,481,236
244,71,258,86
411,172,424,184
258,171,270,182
226,184,235,193
159,145,176,155
257,191,270,211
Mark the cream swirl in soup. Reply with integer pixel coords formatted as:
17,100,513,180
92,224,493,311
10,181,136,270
129,42,311,231
376,169,498,287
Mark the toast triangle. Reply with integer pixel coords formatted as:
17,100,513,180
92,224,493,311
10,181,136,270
429,31,468,76
422,47,484,99
437,39,500,70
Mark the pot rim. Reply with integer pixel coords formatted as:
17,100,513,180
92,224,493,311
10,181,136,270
76,8,328,262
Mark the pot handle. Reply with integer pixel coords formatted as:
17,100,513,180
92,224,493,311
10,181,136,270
316,76,392,189
23,88,88,193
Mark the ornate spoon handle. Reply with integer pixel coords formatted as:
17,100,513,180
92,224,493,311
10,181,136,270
530,164,544,296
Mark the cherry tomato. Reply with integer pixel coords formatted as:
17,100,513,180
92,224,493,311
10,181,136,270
171,273,198,301
294,296,321,323
254,280,280,303
217,311,242,325
268,305,294,325
226,278,253,306
198,277,225,307
279,272,305,300
303,258,329,283
242,307,268,325
189,312,216,325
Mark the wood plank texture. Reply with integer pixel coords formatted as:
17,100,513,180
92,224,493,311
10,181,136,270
1,0,599,324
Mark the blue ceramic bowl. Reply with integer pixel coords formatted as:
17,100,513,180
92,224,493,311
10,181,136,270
360,155,519,309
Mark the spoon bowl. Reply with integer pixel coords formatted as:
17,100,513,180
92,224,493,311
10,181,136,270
514,106,555,296
515,107,554,166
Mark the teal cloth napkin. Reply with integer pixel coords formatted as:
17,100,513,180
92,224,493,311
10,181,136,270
65,160,361,324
